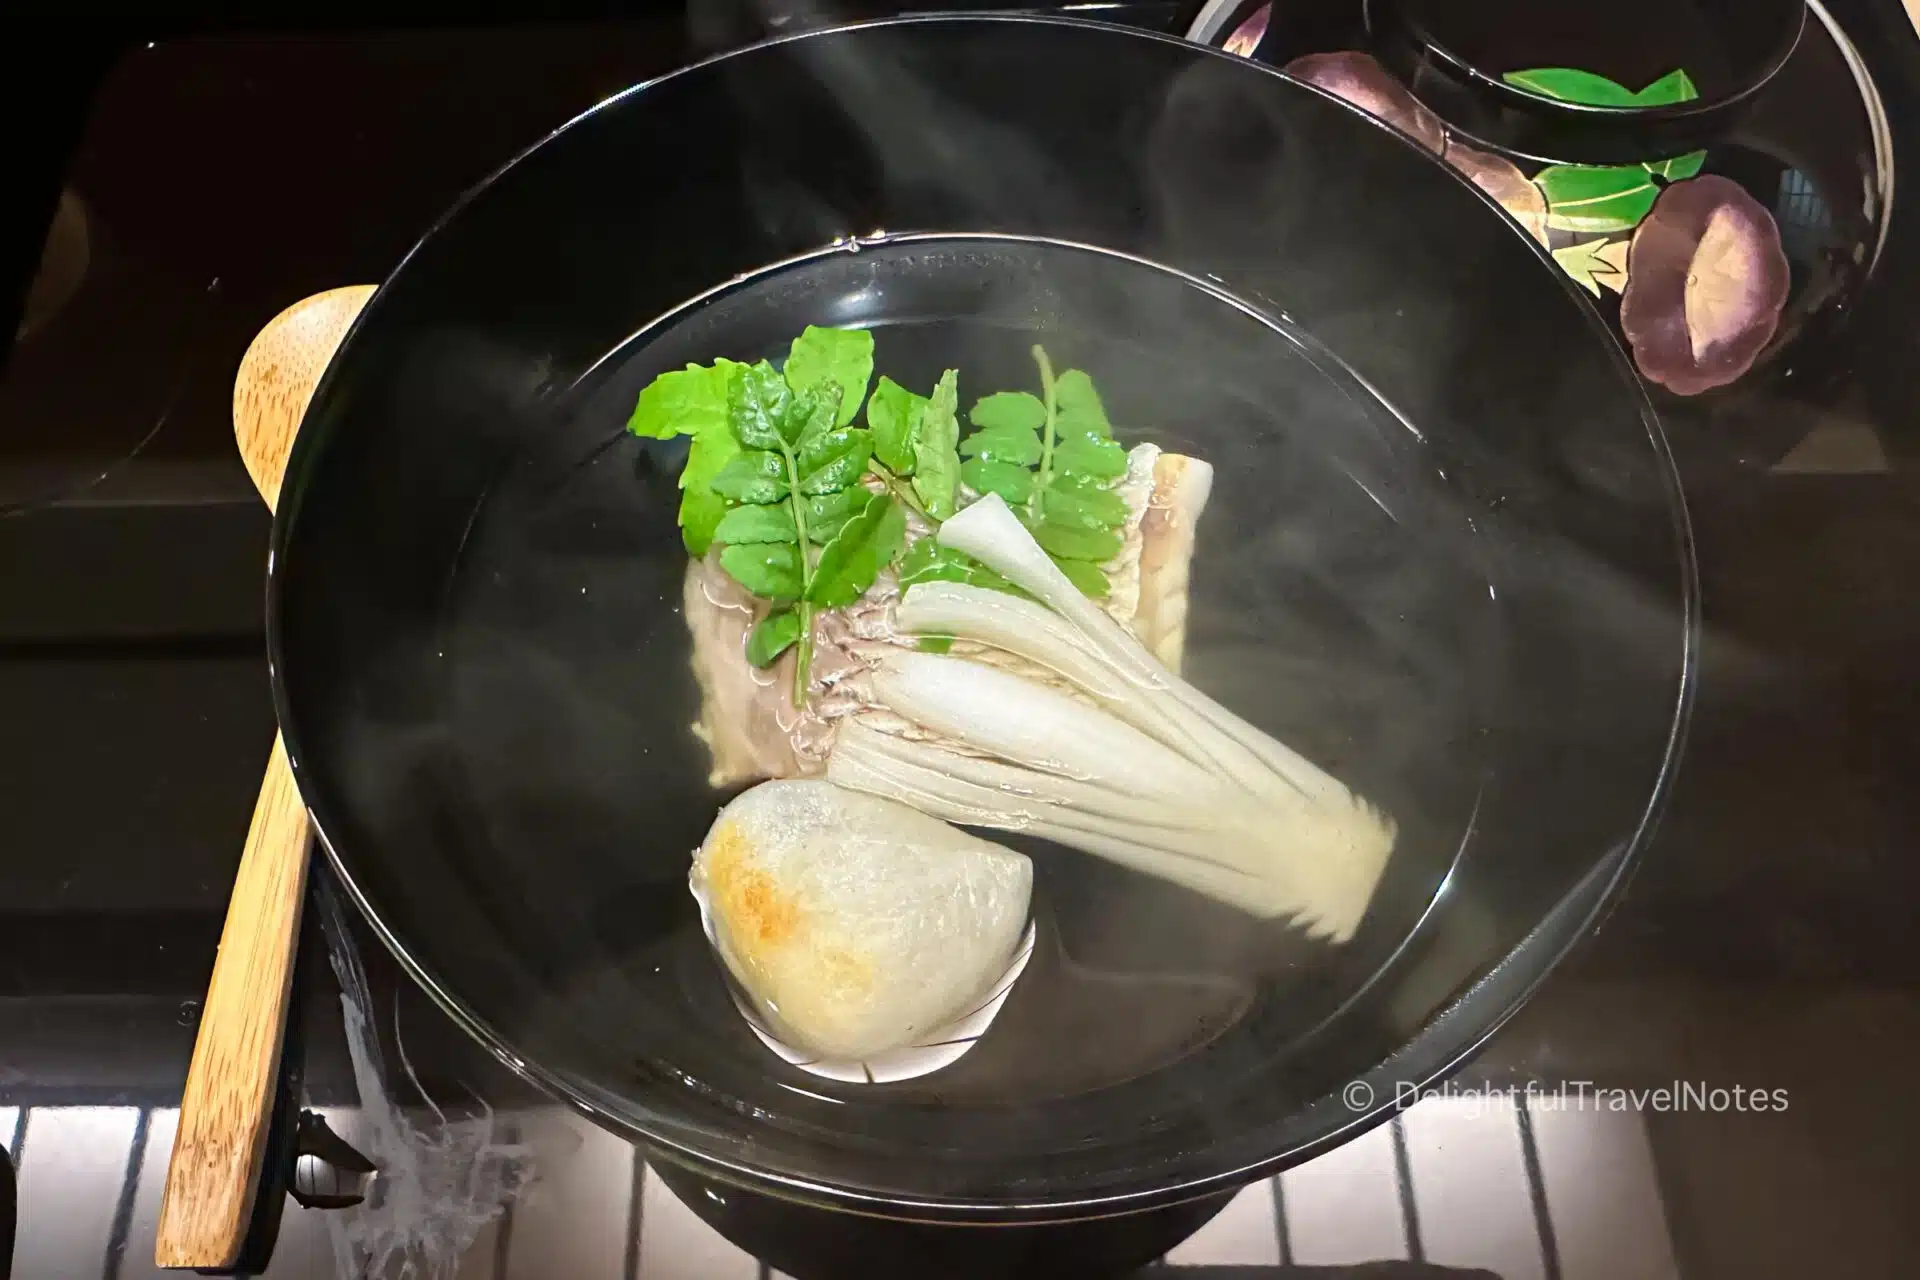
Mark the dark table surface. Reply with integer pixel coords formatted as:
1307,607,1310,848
2,3,1918,1278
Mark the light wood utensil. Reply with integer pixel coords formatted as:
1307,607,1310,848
156,285,375,1271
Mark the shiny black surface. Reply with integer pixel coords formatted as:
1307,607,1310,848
1368,0,1807,163
652,1160,1236,1279
269,14,1689,1215
3,6,1920,1275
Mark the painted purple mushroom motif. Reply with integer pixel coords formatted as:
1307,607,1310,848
1619,177,1792,396
1283,53,1547,245
1264,46,1796,395
1282,51,1447,155
1443,143,1551,247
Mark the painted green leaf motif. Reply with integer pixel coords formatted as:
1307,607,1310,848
712,503,798,545
729,361,791,450
709,451,789,504
796,428,872,495
1535,164,1660,234
912,370,962,521
866,377,925,475
627,360,737,439
804,488,867,544
807,490,907,609
1504,66,1699,108
719,543,803,600
1554,239,1618,298
968,391,1047,433
1645,150,1707,182
1550,238,1632,298
1503,67,1640,106
746,608,802,667
1633,69,1699,106
1053,556,1112,599
962,456,1036,504
784,326,874,427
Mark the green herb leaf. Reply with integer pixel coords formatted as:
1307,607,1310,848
911,369,961,520
1502,67,1640,106
1030,520,1124,562
967,391,1047,434
628,362,733,439
897,538,1021,595
1053,555,1113,599
957,349,1127,600
961,456,1035,504
678,420,742,557
867,376,927,475
1041,482,1129,530
960,423,1043,465
712,503,798,545
807,490,907,609
1052,435,1130,479
895,535,950,585
679,487,732,556
1633,69,1699,106
797,428,873,495
804,488,868,544
1645,149,1706,181
917,634,956,654
1050,370,1130,478
788,381,840,450
784,326,874,427
1535,164,1660,235
709,451,789,504
628,358,748,555
746,608,802,667
729,361,792,449
1052,369,1112,438
720,542,804,600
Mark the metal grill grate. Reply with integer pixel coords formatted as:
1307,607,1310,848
2,1097,1678,1279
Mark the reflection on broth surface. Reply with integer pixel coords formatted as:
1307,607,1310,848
436,236,1488,1111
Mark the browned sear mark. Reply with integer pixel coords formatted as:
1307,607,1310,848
705,822,801,951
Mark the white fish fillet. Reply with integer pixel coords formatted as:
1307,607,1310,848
690,780,1032,1060
1135,450,1214,670
682,452,1211,786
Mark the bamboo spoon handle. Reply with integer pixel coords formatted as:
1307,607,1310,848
156,285,373,1270
154,736,311,1268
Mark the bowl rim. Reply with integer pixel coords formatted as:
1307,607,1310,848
1365,0,1809,127
266,10,1701,1223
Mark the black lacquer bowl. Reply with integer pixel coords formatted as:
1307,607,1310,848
269,14,1695,1231
1198,0,1895,403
